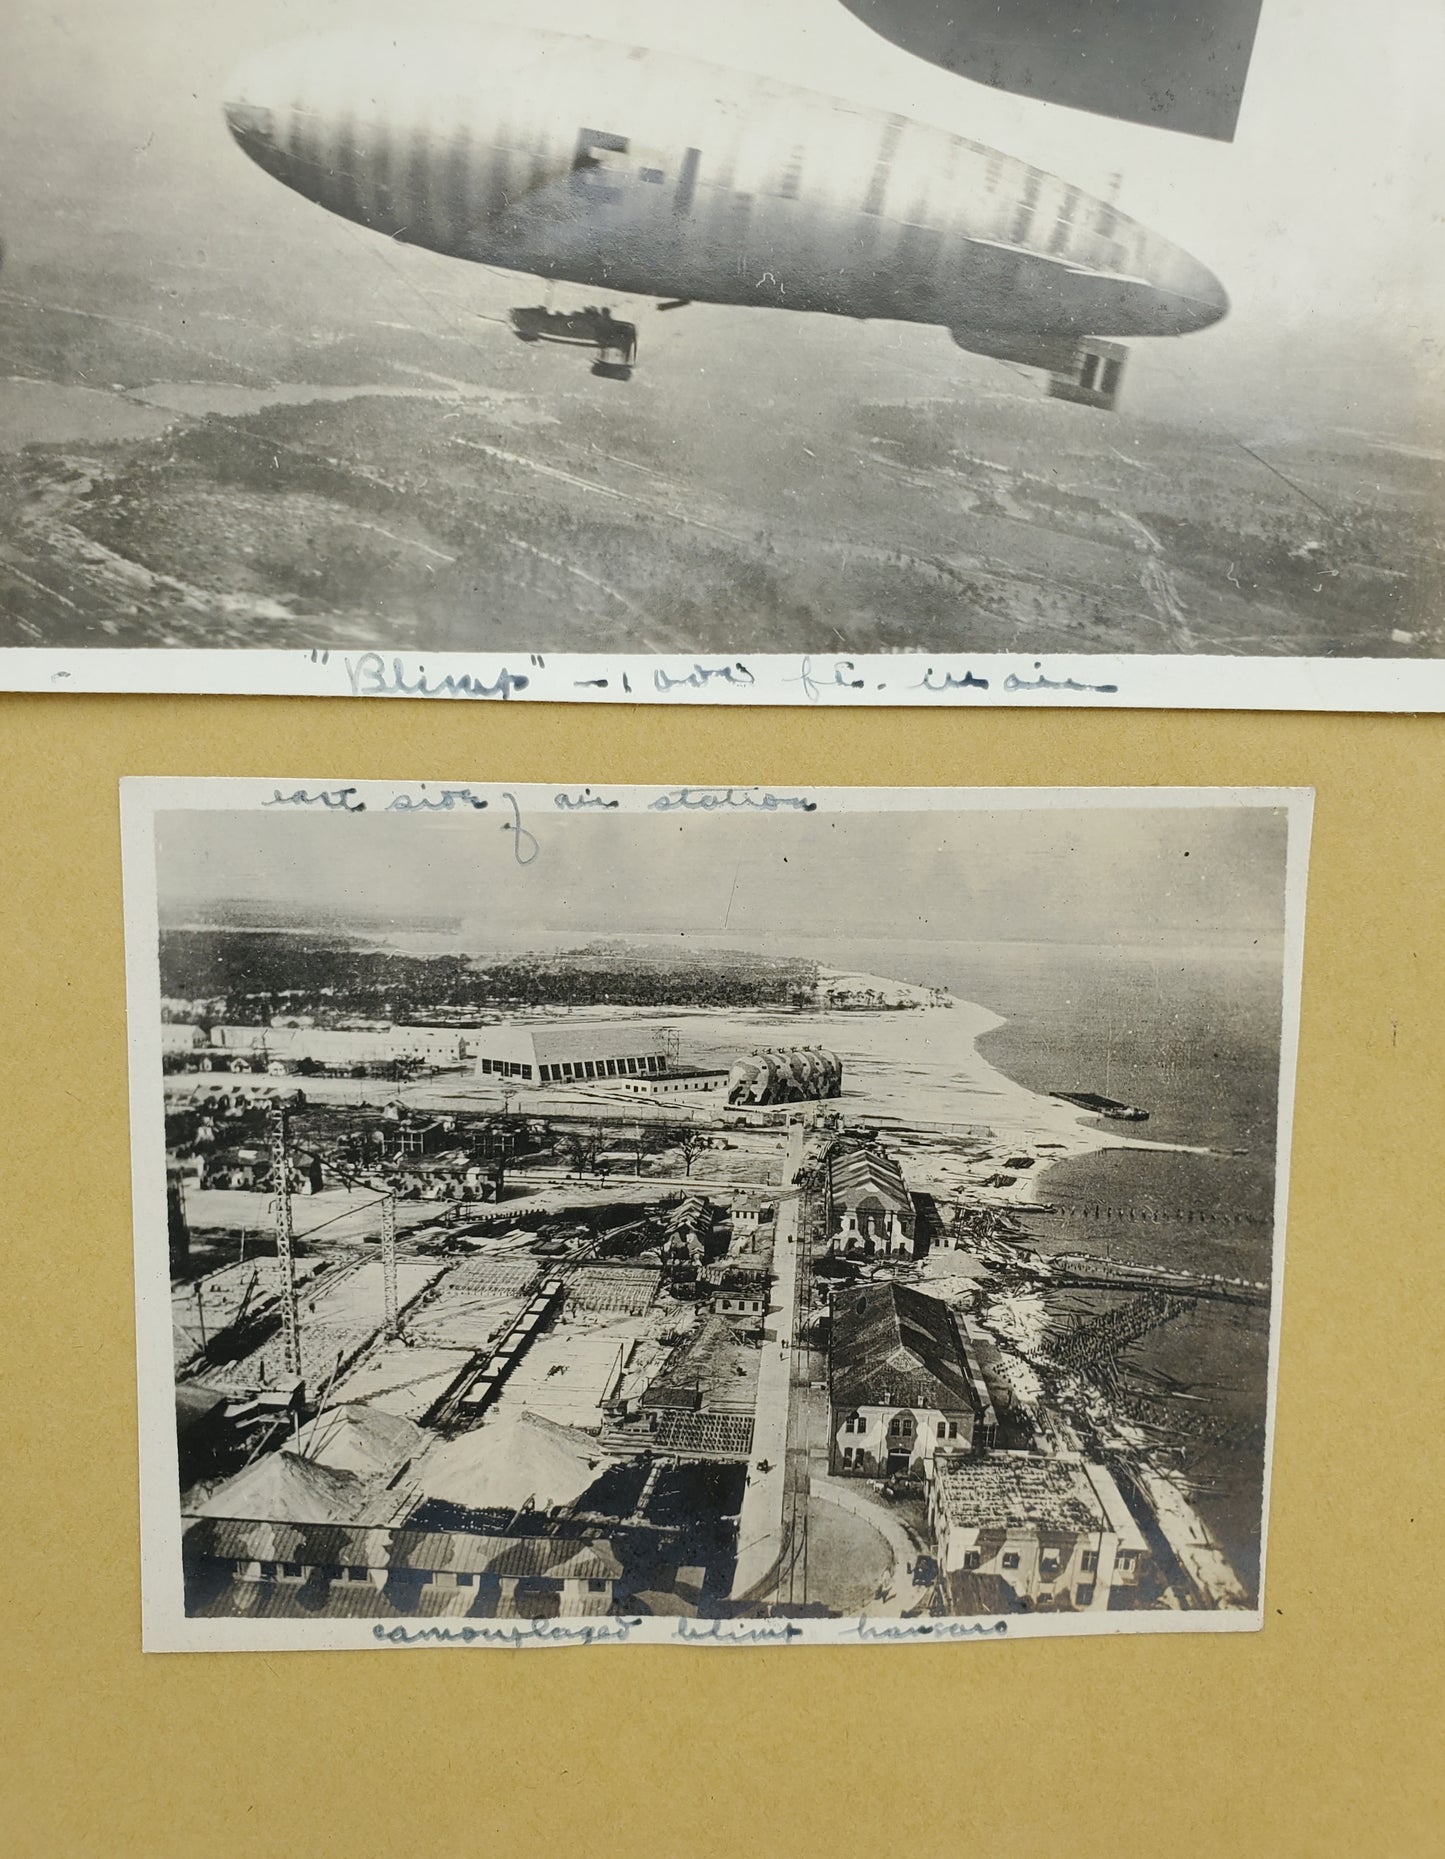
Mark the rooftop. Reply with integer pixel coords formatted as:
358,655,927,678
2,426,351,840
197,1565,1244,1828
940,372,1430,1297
829,1144,911,1211
830,1281,984,1414
475,1021,670,1065
931,1454,1133,1536
644,1315,759,1413
665,1198,713,1231
182,1516,623,1582
175,1384,228,1436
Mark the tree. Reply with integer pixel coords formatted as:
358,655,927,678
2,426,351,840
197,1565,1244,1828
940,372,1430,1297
674,1128,707,1178
560,1131,600,1177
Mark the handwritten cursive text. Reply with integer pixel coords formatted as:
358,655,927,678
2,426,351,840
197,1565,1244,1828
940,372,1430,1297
345,653,530,701
650,786,817,815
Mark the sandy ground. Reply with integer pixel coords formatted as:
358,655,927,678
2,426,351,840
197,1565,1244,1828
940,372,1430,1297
300,993,1202,1214
181,1185,442,1247
172,1254,329,1363
328,1341,474,1421
807,1475,930,1618
175,985,1239,1609
300,1259,445,1328
489,1309,676,1430
169,990,1197,1222
186,1258,451,1397
405,1286,526,1352
800,1498,896,1614
915,1260,992,1302
554,995,1202,1207
1137,1465,1249,1608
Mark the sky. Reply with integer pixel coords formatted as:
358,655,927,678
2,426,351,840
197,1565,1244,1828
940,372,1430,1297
4,0,1440,379
154,800,1289,950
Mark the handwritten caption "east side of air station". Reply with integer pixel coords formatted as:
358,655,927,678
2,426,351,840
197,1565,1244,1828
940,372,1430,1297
328,651,1120,701
261,785,821,862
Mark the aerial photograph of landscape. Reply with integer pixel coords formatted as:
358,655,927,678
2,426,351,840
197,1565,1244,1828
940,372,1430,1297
128,786,1307,1645
2,0,1440,666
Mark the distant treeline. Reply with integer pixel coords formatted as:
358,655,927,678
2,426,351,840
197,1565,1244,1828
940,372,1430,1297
159,929,817,1019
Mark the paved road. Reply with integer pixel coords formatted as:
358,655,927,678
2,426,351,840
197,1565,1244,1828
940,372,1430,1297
731,1121,834,1609
728,1191,801,1603
809,1474,930,1618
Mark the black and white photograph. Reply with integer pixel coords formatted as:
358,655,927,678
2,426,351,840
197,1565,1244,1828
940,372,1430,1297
2,0,1441,705
124,782,1309,1649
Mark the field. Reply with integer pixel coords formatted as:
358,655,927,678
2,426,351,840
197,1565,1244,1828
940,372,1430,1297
2,129,1440,657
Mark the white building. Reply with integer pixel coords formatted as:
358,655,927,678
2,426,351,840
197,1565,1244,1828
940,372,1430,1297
473,1020,670,1087
929,1452,1149,1613
828,1144,916,1257
829,1282,998,1478
615,1069,730,1098
208,1025,470,1068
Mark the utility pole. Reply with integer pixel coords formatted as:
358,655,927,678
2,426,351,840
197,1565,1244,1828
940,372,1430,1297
382,1192,399,1338
269,1100,302,1381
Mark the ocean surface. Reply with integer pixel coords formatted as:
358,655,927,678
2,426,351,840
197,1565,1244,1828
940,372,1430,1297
806,933,1284,1600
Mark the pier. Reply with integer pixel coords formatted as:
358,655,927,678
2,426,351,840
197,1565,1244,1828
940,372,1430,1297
1025,1254,1271,1307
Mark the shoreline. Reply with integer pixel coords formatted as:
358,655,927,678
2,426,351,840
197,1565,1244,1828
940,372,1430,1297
165,978,1206,1208
809,976,1259,1608
616,978,1207,1211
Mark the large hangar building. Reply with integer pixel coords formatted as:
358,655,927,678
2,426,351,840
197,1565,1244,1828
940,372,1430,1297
473,1020,671,1087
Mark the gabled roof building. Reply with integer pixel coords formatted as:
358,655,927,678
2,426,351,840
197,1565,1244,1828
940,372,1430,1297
827,1142,916,1256
642,1315,759,1416
828,1282,997,1477
182,1516,624,1617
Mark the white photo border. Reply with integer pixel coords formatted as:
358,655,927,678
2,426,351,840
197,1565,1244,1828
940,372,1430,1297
122,780,1313,1651
17,650,1443,709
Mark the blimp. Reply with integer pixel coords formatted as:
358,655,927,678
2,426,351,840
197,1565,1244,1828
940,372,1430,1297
222,25,1228,405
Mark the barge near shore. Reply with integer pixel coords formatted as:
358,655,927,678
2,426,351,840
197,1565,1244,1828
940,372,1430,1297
1053,1091,1150,1123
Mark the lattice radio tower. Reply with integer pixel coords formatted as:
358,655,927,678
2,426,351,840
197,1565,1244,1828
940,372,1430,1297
268,1100,303,1380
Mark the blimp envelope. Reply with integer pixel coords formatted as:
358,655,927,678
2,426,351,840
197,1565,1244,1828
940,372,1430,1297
837,0,1267,142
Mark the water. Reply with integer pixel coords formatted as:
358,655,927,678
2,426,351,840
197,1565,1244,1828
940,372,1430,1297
798,932,1281,1252
957,938,1281,1282
801,933,1283,1599
0,373,541,454
0,376,173,450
